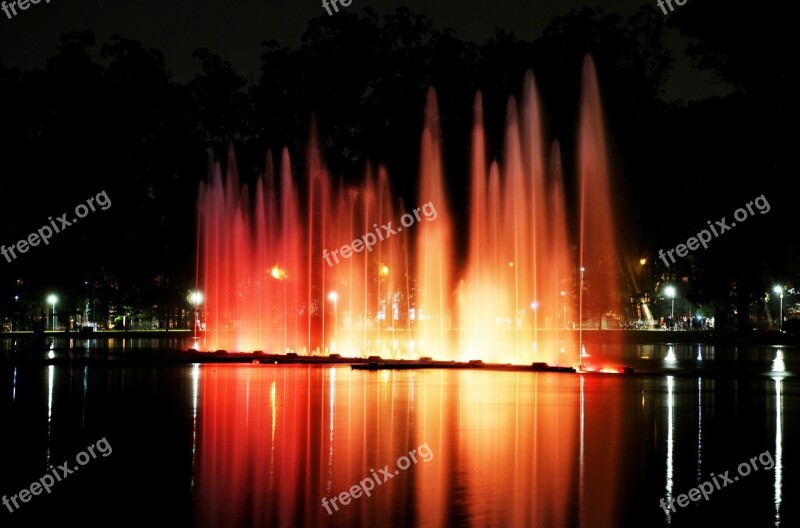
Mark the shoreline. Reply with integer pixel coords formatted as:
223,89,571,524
1,328,798,346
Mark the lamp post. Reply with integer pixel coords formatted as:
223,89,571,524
664,286,676,322
190,291,203,338
328,292,338,351
773,286,784,332
47,294,58,331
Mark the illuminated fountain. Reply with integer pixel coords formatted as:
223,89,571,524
196,56,621,365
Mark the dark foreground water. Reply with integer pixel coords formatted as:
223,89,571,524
0,344,798,527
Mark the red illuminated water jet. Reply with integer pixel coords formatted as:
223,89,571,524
196,56,622,365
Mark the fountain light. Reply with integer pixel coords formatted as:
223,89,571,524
195,59,622,360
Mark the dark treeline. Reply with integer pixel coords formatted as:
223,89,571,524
0,1,796,330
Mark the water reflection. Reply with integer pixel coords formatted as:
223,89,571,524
697,377,702,484
191,366,631,527
773,349,786,374
664,375,674,525
191,363,199,491
665,346,676,364
0,351,794,527
46,364,54,464
774,377,783,525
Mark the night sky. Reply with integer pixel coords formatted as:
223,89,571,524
0,0,726,100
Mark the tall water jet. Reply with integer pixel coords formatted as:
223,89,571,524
521,71,549,360
461,72,581,365
414,88,454,359
578,56,622,340
197,146,310,353
547,141,577,365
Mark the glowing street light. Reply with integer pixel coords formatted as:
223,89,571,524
47,294,58,331
773,286,784,332
328,292,338,350
189,291,203,337
664,286,676,320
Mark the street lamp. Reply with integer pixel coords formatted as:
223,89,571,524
773,286,784,332
664,286,676,321
190,291,203,338
328,292,338,351
47,294,58,331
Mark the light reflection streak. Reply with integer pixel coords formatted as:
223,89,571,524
326,367,335,494
271,381,277,438
774,376,782,525
665,375,674,525
579,373,585,526
82,366,88,432
697,377,702,483
772,349,785,374
191,363,199,490
270,379,277,494
46,365,54,465
12,367,16,402
665,345,676,363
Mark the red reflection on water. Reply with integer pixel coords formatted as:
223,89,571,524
193,366,624,527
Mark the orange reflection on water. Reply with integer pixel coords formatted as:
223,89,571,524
193,365,623,527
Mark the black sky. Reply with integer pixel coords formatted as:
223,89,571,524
0,0,729,101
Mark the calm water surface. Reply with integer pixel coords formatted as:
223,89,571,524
0,344,798,527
